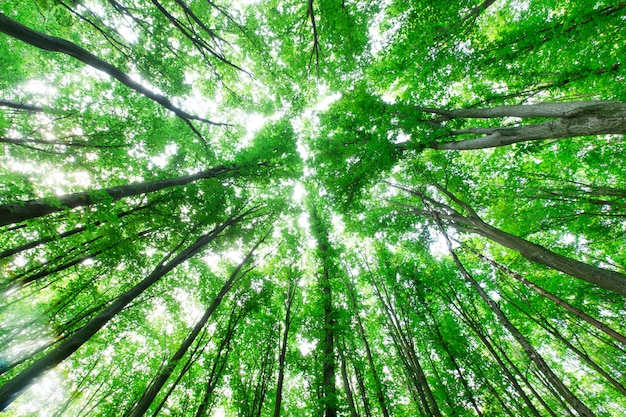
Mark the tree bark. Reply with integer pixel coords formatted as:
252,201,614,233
0,199,157,260
126,231,266,417
435,220,597,417
0,165,237,227
0,210,252,410
434,116,626,150
409,187,626,296
0,14,227,130
345,278,390,417
273,279,295,417
310,205,338,417
475,251,626,346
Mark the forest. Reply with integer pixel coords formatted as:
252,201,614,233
0,0,625,416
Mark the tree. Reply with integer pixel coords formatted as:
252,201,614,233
1,0,625,415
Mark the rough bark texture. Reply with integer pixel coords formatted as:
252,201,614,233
436,116,626,150
413,100,626,150
0,165,236,227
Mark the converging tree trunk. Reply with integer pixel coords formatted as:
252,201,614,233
309,205,338,417
273,278,296,417
0,208,256,410
421,100,626,150
398,184,626,296
0,14,228,133
0,165,239,227
126,231,267,417
435,217,597,417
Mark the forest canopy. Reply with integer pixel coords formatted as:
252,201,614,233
1,0,625,416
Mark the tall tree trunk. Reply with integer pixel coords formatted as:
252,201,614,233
0,165,238,226
503,294,626,397
0,209,253,410
435,218,597,417
344,277,390,417
309,205,338,417
474,251,626,346
417,101,626,150
442,285,544,417
193,310,240,417
0,14,228,131
0,199,158,260
338,339,359,417
367,267,442,417
408,186,626,295
273,278,295,417
424,307,484,417
127,231,266,417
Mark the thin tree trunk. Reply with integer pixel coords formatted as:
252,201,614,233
474,251,626,346
504,294,626,397
0,15,228,131
127,231,267,417
367,267,442,417
0,209,253,410
442,285,544,417
0,199,158,260
0,165,238,226
345,278,391,417
434,217,597,417
193,311,239,417
273,279,295,417
424,307,484,417
338,340,359,417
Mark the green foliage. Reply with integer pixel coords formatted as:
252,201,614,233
1,0,625,416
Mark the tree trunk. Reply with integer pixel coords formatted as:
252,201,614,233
437,222,597,417
434,116,626,150
0,14,227,129
420,100,626,119
0,165,237,226
0,199,158,260
309,205,338,417
411,187,626,295
0,210,252,410
193,310,239,417
338,340,359,417
475,251,626,346
345,278,390,417
273,279,295,417
126,232,264,417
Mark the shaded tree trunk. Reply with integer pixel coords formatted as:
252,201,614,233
0,209,254,410
309,205,338,417
344,277,390,417
435,219,597,417
0,165,239,226
126,231,266,417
